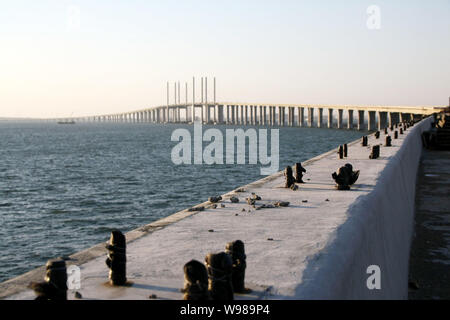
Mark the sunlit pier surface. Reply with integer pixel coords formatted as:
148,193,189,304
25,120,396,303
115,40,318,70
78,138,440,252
47,103,446,131
1,117,434,300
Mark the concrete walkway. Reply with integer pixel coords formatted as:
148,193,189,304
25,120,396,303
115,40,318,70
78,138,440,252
1,123,420,300
408,149,450,300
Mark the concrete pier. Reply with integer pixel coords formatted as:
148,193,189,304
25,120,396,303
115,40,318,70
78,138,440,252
1,117,434,300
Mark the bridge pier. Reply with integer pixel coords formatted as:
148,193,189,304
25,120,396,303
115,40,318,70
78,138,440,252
347,110,354,129
337,109,343,129
298,107,304,127
377,111,388,130
308,107,314,127
357,110,365,130
318,108,323,128
328,109,333,128
367,111,376,131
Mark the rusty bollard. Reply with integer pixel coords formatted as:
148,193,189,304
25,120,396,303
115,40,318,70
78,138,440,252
205,252,234,301
343,144,348,157
338,145,344,159
30,259,68,300
331,163,360,191
375,131,380,139
294,163,306,183
369,145,380,159
181,260,210,301
386,136,392,147
225,240,250,294
284,166,297,190
106,230,127,286
362,136,368,147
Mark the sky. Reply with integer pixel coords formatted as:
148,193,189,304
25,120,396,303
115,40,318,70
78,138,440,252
0,0,449,118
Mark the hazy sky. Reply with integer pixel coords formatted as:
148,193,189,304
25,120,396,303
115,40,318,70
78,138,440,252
0,0,449,118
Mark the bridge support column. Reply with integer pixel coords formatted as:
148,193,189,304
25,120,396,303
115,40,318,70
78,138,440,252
357,110,365,130
269,107,273,126
259,106,263,125
337,109,343,129
347,110,354,129
298,107,304,127
328,109,333,128
377,111,388,130
318,108,323,128
263,106,267,125
368,111,376,130
308,107,314,127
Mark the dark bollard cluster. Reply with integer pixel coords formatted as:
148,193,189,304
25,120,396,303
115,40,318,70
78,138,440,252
294,163,306,183
181,260,210,300
375,131,380,139
182,240,249,301
331,163,360,190
105,230,127,286
225,240,250,294
205,252,234,300
343,144,348,157
394,131,398,139
362,136,368,147
338,145,344,159
31,259,68,300
284,166,297,190
369,145,380,159
385,136,392,147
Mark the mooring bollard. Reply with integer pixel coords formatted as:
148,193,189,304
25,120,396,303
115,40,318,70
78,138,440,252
369,145,380,159
205,252,234,300
105,230,127,286
394,131,398,139
338,145,344,159
362,136,368,147
294,163,306,183
225,240,250,294
30,259,68,300
375,131,380,139
343,144,348,157
390,125,394,131
331,163,360,190
181,260,210,300
400,128,404,135
384,127,388,134
386,136,392,147
284,166,296,189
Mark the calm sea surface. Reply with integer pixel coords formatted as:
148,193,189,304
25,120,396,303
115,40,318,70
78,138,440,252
0,122,367,282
